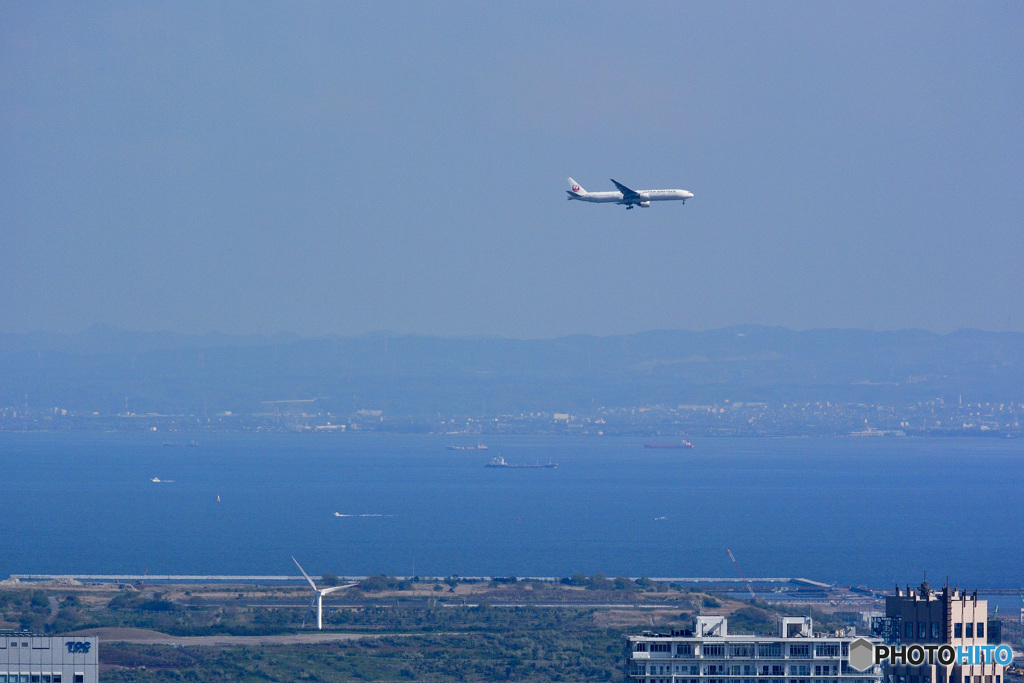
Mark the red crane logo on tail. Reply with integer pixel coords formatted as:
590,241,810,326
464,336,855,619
571,184,580,193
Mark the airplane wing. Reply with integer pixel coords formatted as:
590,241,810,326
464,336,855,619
610,179,642,200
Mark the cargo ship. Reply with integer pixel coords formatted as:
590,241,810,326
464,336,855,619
485,456,557,469
643,439,694,449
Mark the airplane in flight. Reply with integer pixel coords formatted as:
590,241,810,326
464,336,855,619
566,178,693,209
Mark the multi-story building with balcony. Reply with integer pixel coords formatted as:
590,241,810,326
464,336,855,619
625,615,883,683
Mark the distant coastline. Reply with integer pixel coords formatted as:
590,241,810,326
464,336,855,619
2,327,1022,438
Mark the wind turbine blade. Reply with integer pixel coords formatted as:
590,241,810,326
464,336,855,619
320,584,356,596
301,594,316,628
292,556,318,591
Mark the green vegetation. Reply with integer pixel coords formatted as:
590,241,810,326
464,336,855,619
357,575,414,593
100,628,625,682
726,605,779,634
0,580,879,682
0,589,51,632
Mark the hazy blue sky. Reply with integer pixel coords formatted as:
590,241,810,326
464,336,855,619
3,2,1022,337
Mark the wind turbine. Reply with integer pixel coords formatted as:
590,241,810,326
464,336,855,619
292,556,358,630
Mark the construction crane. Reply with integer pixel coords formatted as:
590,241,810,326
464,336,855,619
727,548,756,600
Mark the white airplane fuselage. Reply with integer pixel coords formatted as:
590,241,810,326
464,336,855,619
571,189,692,204
566,178,693,209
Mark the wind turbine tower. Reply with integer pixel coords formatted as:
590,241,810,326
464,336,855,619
292,556,358,630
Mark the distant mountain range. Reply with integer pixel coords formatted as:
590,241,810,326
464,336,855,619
1,326,1022,417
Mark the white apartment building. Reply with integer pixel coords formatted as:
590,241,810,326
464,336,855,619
626,615,883,683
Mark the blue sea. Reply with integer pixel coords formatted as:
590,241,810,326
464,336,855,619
1,432,1022,588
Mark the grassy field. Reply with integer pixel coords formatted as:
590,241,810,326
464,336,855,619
0,576,870,682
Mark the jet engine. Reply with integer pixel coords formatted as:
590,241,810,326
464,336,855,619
638,201,651,208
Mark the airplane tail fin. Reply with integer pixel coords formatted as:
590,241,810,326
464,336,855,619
567,177,586,199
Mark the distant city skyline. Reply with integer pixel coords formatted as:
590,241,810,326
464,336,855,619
3,326,1022,424
3,2,1022,336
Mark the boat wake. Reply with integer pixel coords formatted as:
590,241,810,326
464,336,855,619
333,512,395,518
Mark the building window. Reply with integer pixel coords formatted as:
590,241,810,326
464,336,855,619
705,644,726,657
759,643,782,658
52,677,61,683
932,623,940,639
790,644,810,658
919,622,927,639
815,643,840,657
74,677,83,683
965,624,973,638
954,623,962,638
976,623,984,639
906,623,914,639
